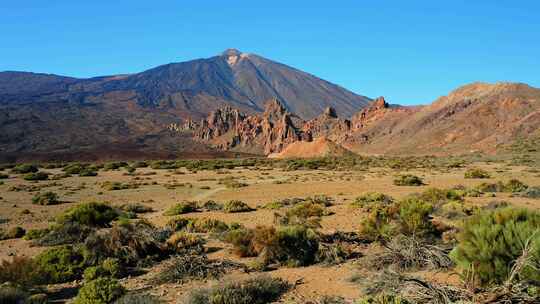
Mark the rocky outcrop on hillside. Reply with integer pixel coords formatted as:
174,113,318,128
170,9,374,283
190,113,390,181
189,98,307,154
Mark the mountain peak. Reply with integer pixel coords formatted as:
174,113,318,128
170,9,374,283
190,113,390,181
221,48,243,57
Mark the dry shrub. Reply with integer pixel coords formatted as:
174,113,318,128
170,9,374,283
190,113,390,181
360,270,471,304
351,192,394,211
84,220,167,267
223,200,253,213
153,255,242,284
167,217,235,234
364,235,453,271
0,256,43,286
166,232,206,254
224,225,319,267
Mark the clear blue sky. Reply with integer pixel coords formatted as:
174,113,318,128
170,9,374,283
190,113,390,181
1,1,539,105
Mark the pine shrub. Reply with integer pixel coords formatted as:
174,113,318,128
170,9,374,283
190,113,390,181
450,207,540,285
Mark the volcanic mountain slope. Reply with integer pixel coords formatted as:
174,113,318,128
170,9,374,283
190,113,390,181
0,49,370,158
343,82,540,154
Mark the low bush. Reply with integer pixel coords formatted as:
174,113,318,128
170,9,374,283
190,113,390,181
57,202,119,227
358,206,396,241
476,179,529,193
34,245,87,284
23,228,50,240
83,220,166,267
0,256,43,286
167,217,233,234
79,168,98,177
103,162,128,171
0,283,29,304
185,275,288,304
35,222,93,246
450,207,540,285
351,192,394,211
118,203,153,214
198,200,223,211
398,198,435,236
516,186,540,199
101,181,139,191
224,225,319,267
393,174,424,186
223,200,253,213
166,232,205,254
464,168,491,179
74,277,125,304
417,187,463,206
32,191,60,205
0,226,26,240
0,173,8,179
276,202,327,228
154,255,240,284
23,171,49,181
83,258,122,281
164,201,199,216
364,235,453,271
11,164,38,174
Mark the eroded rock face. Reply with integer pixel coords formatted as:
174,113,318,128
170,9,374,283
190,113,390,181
190,98,305,154
350,97,389,131
187,97,395,155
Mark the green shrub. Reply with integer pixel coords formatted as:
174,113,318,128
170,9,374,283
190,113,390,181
101,181,138,191
104,162,128,171
63,163,85,174
79,168,98,177
351,192,393,210
276,202,327,228
23,228,50,240
164,201,198,216
393,174,424,186
464,168,491,179
417,187,463,205
167,217,233,234
23,171,49,181
11,164,38,174
223,200,253,213
398,198,435,236
34,245,86,283
74,277,125,304
0,173,8,179
358,206,396,241
57,202,119,227
450,207,540,285
32,191,60,205
83,258,122,281
185,275,288,304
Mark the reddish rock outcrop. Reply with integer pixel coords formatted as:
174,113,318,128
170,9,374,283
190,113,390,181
191,98,306,154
